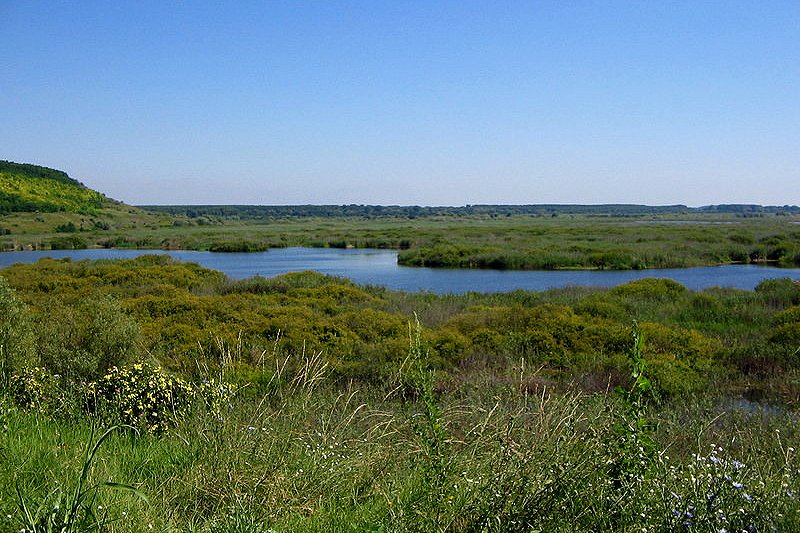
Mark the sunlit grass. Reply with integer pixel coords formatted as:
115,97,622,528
2,349,799,532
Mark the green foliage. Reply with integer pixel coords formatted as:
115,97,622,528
37,294,142,382
0,161,105,214
4,177,800,268
616,324,657,408
608,325,658,498
3,245,800,531
208,240,268,253
55,222,78,233
611,278,688,300
48,235,88,249
2,366,800,532
13,425,147,533
86,363,234,434
0,276,36,384
636,322,719,397
401,318,449,471
0,161,82,186
0,255,795,405
8,367,68,414
756,277,800,309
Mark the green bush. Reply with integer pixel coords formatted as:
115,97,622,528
637,322,720,397
611,278,688,300
769,322,800,348
55,221,78,233
49,235,88,249
755,278,800,309
774,305,800,325
37,294,142,381
574,296,627,320
86,363,234,434
8,366,68,413
0,276,36,384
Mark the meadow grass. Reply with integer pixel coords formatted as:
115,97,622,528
2,345,799,532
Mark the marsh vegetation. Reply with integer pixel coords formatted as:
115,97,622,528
1,257,800,531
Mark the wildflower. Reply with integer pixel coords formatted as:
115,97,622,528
732,481,743,489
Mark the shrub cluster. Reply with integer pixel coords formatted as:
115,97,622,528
9,363,234,434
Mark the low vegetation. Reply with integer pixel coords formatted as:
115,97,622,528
3,161,800,268
1,257,800,530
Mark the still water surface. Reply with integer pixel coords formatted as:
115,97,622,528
1,248,799,294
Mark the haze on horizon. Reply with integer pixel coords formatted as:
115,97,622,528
2,1,798,207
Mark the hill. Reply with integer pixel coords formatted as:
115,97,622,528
0,160,106,214
0,161,173,250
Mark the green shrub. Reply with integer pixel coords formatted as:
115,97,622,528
574,296,627,320
636,322,720,397
37,294,142,381
769,322,800,348
755,278,800,309
49,235,88,249
611,278,688,300
8,366,68,413
86,363,234,434
0,276,36,384
773,304,800,326
55,221,78,233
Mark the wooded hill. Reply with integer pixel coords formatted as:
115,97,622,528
0,160,107,214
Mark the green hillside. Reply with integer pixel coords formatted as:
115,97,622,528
0,160,106,214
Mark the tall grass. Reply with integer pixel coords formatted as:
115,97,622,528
3,332,799,532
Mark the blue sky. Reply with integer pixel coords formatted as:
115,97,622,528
2,1,798,206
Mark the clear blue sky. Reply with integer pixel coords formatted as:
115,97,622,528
2,1,798,206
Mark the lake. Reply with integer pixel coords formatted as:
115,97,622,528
1,247,799,294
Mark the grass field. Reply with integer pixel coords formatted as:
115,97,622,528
2,333,799,532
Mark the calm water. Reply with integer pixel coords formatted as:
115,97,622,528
1,248,799,294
